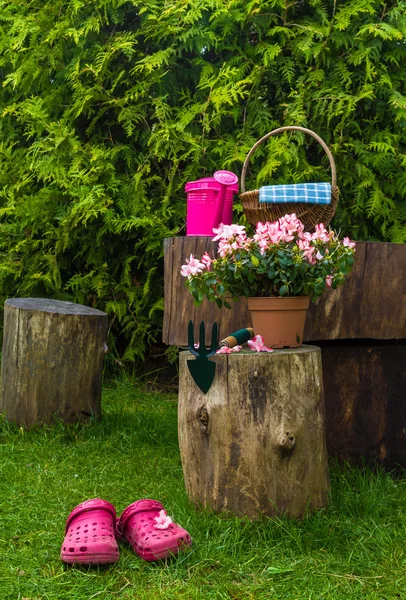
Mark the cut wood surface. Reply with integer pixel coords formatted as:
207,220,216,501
0,298,108,427
178,346,329,519
163,239,405,345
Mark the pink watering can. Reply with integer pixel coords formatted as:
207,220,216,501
185,170,239,236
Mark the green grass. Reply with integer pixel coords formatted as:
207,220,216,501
0,379,405,600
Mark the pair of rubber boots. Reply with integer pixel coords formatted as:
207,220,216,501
61,498,192,564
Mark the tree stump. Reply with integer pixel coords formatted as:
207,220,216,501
178,346,329,519
0,298,108,427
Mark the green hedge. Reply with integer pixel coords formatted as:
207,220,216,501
0,0,404,361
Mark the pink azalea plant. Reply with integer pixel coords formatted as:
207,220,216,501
181,214,356,308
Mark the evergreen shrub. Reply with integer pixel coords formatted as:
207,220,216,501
0,0,404,361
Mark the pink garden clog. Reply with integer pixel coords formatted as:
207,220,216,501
116,499,192,562
61,498,120,565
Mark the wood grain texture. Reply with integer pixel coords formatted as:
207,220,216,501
304,243,367,340
163,239,406,345
321,342,406,467
163,236,248,345
0,298,108,427
178,347,330,519
305,242,406,340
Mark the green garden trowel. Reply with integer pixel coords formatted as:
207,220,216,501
187,320,218,394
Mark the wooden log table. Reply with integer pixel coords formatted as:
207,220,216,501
166,238,406,467
0,298,108,427
164,239,405,344
178,346,329,519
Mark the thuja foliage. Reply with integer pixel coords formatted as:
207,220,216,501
0,1,404,361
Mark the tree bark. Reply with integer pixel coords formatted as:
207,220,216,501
0,298,108,427
178,346,329,519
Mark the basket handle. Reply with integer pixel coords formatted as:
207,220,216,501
240,126,337,193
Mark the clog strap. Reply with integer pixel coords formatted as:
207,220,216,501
65,498,117,534
116,499,164,538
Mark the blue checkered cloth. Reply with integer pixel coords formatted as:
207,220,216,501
259,182,331,205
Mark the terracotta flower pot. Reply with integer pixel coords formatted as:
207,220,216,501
247,296,310,348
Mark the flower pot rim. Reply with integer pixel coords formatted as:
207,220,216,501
247,295,310,312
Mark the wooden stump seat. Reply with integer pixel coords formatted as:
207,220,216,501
0,298,108,427
178,346,329,519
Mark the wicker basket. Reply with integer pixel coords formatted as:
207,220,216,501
240,126,339,231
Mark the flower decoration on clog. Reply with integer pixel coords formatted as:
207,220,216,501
248,335,273,353
154,510,173,530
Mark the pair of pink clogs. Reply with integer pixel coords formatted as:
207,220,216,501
61,498,192,565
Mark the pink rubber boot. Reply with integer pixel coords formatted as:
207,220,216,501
61,499,119,565
116,499,192,562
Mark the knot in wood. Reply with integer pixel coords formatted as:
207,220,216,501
198,407,209,432
274,432,296,454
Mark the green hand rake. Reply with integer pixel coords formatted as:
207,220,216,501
187,320,218,394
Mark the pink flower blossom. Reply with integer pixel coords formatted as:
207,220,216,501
213,223,248,258
254,221,285,251
212,223,246,241
312,223,330,243
201,252,212,270
326,275,333,287
217,235,247,257
343,237,356,249
279,213,304,240
298,240,316,264
180,254,206,278
269,222,283,243
154,510,173,530
212,223,224,241
216,345,242,354
315,250,324,261
248,335,273,353
217,241,233,258
253,215,308,249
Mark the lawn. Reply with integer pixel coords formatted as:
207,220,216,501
0,379,405,600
